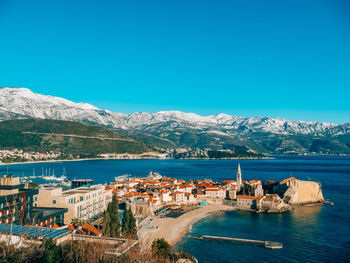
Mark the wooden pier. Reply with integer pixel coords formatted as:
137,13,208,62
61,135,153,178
188,235,283,249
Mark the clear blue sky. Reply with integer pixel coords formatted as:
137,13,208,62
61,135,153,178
0,0,349,123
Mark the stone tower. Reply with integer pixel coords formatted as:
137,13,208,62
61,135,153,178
236,163,242,192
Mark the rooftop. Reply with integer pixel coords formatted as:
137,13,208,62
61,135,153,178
32,207,68,218
0,223,70,240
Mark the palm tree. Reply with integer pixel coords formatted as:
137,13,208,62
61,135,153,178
71,217,85,228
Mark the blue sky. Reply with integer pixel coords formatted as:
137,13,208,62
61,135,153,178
0,0,349,123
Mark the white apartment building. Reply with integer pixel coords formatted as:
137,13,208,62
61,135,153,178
160,191,172,203
205,188,226,199
34,185,112,224
174,191,185,204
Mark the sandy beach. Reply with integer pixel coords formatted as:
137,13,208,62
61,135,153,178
140,204,236,249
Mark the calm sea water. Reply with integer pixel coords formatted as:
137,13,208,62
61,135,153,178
1,157,350,262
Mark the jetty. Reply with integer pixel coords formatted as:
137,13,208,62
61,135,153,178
188,235,283,249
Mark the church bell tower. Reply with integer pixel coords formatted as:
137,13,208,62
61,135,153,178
236,163,242,192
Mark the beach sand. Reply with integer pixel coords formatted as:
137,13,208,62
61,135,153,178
140,204,236,249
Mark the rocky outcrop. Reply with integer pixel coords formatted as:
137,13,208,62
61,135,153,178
281,179,324,205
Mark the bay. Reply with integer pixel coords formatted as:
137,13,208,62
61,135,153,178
1,156,350,262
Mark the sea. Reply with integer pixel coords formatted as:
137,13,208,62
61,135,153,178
1,156,350,262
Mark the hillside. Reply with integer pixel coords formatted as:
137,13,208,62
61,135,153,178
0,119,151,155
0,87,349,154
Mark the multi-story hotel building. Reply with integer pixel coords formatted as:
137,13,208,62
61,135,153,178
0,175,37,225
34,184,113,224
0,175,67,227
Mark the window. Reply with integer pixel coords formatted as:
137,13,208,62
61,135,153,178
80,197,83,201
53,200,56,204
34,197,37,201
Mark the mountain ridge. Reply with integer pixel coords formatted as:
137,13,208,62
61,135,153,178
0,118,151,155
0,87,349,154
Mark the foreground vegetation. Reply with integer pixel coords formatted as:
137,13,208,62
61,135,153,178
0,238,194,263
0,197,194,262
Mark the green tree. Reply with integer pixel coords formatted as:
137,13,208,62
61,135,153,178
121,207,137,238
39,239,62,263
121,208,130,236
28,181,39,189
152,238,172,259
128,207,137,238
70,217,85,228
103,195,120,237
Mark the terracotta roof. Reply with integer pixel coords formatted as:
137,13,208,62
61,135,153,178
263,198,273,202
237,195,264,200
174,191,184,194
282,177,296,183
68,224,75,231
249,180,260,184
122,193,134,198
165,178,176,182
82,224,101,236
222,180,236,184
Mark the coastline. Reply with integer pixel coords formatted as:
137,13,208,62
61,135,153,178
0,156,272,166
139,204,236,249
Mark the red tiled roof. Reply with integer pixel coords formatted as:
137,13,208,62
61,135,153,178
222,180,236,184
206,189,218,192
282,177,296,183
263,198,273,202
82,224,101,236
249,180,260,184
237,195,264,200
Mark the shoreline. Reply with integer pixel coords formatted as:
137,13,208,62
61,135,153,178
139,204,236,249
0,156,272,166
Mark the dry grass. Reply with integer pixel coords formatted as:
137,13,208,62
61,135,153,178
0,239,194,263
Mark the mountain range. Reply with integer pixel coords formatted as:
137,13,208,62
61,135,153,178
1,87,349,154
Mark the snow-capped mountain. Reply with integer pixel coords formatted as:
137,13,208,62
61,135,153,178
0,87,349,154
0,87,344,134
